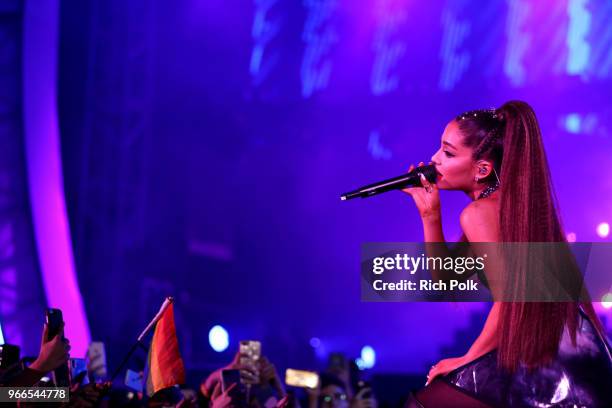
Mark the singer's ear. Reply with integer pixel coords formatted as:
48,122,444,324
474,160,494,179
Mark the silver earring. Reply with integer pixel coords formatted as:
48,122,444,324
492,167,501,184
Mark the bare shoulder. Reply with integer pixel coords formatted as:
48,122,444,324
460,198,498,224
460,197,500,242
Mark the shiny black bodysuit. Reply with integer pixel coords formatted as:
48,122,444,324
443,306,612,407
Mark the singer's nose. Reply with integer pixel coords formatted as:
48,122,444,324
430,150,440,165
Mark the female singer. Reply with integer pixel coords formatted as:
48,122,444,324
402,100,612,407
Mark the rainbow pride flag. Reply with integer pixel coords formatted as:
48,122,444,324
145,302,186,396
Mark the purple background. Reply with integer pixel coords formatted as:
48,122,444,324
1,0,611,382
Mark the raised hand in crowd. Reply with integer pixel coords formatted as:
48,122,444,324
2,323,71,387
305,381,320,408
201,352,258,398
276,391,301,408
210,382,240,408
258,356,285,398
30,322,70,373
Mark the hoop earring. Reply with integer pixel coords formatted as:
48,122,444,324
492,168,501,185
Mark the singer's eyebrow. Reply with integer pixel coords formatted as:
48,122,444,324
442,140,457,150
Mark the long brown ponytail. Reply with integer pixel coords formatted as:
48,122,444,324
495,101,603,371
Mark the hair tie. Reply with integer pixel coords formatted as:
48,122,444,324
493,109,506,123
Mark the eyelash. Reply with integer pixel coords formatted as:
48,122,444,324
443,150,454,157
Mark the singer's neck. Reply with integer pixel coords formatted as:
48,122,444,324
467,185,489,201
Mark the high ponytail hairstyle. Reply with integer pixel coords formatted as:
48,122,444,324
457,100,604,372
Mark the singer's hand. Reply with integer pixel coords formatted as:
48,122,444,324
425,356,468,386
402,162,440,219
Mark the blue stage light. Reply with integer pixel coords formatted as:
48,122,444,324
360,345,376,369
355,358,366,370
209,325,229,352
439,9,471,91
504,0,529,86
249,0,281,85
565,113,581,133
309,337,321,348
567,0,591,75
371,6,406,95
301,0,337,98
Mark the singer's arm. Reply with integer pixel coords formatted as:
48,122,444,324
464,302,500,359
426,300,500,385
460,200,500,359
427,200,500,383
421,214,448,276
406,164,488,283
422,214,445,243
403,166,469,282
422,215,476,283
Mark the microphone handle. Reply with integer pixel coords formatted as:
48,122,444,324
341,165,437,200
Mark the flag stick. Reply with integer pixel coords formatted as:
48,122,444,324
110,297,174,381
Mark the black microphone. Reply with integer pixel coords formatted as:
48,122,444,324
340,164,438,201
